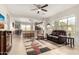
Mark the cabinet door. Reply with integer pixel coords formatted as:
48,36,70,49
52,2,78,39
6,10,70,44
0,32,6,55
6,32,12,52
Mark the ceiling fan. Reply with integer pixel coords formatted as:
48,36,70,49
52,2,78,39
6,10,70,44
32,4,48,14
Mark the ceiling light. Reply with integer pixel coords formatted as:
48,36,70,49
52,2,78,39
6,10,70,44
38,9,41,11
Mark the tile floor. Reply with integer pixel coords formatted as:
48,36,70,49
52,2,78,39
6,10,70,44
9,35,26,55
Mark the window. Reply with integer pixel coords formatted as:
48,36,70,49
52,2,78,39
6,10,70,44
21,24,31,31
53,16,75,37
26,25,31,31
21,24,26,31
59,18,68,30
67,16,75,36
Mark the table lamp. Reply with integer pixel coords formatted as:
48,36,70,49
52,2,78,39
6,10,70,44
68,27,72,37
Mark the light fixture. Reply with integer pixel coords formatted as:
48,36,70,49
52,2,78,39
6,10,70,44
68,27,72,32
38,9,41,11
68,27,72,37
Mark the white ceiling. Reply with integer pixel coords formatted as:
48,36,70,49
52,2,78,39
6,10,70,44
6,4,77,20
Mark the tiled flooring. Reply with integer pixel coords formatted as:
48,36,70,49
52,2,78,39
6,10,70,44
9,35,26,55
9,35,79,55
41,46,79,55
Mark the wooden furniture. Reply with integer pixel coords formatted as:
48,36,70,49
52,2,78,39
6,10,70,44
23,31,34,38
0,31,12,55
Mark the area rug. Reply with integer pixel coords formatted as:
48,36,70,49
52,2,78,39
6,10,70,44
27,47,51,55
24,38,63,55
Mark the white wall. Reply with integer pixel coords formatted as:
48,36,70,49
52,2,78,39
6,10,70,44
48,5,79,47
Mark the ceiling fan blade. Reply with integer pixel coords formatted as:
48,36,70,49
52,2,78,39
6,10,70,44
41,4,48,8
41,9,47,12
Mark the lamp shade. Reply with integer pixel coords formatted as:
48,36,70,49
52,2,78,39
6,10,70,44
68,27,72,32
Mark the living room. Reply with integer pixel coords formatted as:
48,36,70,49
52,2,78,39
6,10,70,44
0,4,79,55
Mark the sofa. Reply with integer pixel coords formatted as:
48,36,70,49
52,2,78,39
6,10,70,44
47,30,67,44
